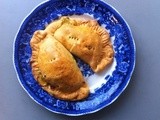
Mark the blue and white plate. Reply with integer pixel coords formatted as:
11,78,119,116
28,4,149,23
13,0,136,116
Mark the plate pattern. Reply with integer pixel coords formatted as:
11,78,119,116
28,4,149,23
14,0,135,116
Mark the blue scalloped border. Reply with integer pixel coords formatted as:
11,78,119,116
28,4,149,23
13,0,136,116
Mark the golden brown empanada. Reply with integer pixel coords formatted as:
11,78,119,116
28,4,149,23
45,16,114,72
30,30,89,101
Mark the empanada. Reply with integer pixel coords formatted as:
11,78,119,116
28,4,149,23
30,30,89,101
45,16,114,72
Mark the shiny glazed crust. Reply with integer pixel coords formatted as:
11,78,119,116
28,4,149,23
45,16,114,72
30,30,89,101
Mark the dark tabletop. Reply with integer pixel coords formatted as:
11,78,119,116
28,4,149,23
1,0,160,120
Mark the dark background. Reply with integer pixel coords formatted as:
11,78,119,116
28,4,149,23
1,0,160,120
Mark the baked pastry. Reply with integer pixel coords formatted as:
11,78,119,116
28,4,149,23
45,16,114,72
30,30,89,101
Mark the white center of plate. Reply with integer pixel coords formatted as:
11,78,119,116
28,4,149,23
86,56,116,93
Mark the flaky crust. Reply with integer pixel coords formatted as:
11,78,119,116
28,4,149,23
45,16,114,72
30,30,89,101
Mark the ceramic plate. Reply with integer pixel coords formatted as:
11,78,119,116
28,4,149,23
13,0,136,116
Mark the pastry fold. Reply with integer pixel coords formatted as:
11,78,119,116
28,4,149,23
45,16,114,72
30,30,89,101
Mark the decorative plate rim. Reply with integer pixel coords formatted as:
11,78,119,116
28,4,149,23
13,0,136,116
